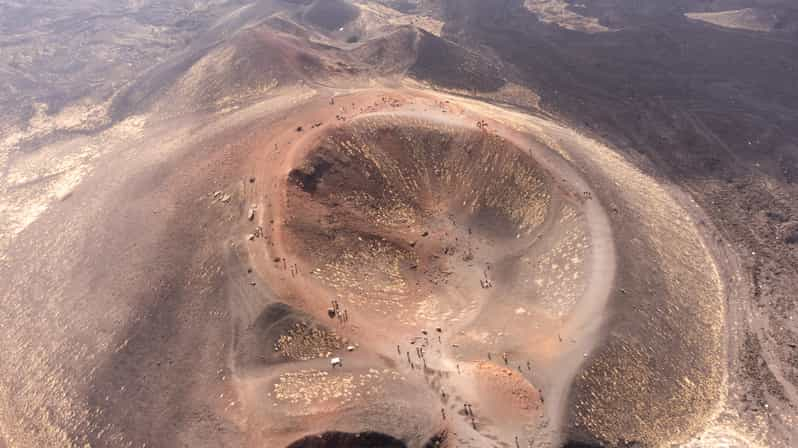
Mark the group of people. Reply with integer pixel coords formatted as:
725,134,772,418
328,299,349,324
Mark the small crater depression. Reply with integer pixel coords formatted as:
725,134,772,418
286,431,406,448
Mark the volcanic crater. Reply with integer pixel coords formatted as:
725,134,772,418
1,0,785,446
233,92,725,447
231,109,621,447
280,114,600,331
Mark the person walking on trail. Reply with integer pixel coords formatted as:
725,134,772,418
441,408,446,420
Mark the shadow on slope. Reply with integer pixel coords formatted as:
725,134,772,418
286,431,406,448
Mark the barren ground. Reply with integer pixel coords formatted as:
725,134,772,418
2,1,798,448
